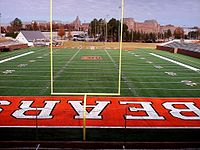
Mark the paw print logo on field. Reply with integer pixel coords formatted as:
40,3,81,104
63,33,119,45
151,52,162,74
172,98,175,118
181,80,197,87
165,72,177,76
3,70,15,74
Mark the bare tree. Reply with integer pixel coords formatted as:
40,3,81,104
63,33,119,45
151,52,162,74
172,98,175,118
32,21,39,31
58,26,66,39
174,27,184,39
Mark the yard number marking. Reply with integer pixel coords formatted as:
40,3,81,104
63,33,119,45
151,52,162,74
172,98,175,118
154,65,163,69
2,70,15,74
181,80,197,87
165,72,177,76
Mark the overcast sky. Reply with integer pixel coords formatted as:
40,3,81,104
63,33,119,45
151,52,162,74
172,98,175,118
0,0,200,27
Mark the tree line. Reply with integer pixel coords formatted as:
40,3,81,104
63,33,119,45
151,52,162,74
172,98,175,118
88,18,158,42
1,17,200,42
88,18,200,42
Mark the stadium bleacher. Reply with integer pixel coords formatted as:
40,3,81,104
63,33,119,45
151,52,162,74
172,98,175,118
0,40,28,52
157,41,200,58
164,42,200,53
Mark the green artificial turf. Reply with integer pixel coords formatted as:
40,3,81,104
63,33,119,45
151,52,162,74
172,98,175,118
0,47,200,97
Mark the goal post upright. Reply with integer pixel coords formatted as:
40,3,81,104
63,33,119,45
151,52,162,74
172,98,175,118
50,0,53,94
83,94,87,141
118,0,124,95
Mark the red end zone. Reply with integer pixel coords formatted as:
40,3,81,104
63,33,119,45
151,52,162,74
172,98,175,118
0,96,200,128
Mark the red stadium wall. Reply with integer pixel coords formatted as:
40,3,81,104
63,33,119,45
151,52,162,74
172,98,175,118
178,48,200,59
8,44,28,51
0,44,28,52
156,45,174,53
0,46,5,51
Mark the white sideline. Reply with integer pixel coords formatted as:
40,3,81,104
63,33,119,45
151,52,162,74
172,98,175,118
0,51,34,64
0,126,200,129
149,53,199,72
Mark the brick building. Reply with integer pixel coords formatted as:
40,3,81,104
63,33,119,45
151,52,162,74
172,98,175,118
160,25,176,34
124,18,176,34
81,23,90,32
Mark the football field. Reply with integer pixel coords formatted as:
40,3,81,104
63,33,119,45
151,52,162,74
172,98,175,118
0,47,200,97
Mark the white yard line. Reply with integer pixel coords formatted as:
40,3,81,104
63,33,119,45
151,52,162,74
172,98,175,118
105,49,139,96
55,49,80,77
105,49,116,64
149,53,199,72
0,51,34,64
39,49,81,95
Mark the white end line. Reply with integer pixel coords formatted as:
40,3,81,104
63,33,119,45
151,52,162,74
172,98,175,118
0,51,34,64
149,53,199,72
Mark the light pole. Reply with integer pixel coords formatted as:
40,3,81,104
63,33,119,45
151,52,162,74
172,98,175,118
118,6,121,42
0,13,2,38
94,20,96,38
105,20,107,42
105,14,109,42
131,30,133,42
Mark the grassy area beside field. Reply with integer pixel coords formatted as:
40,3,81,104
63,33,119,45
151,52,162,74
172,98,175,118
63,41,157,50
0,37,12,43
